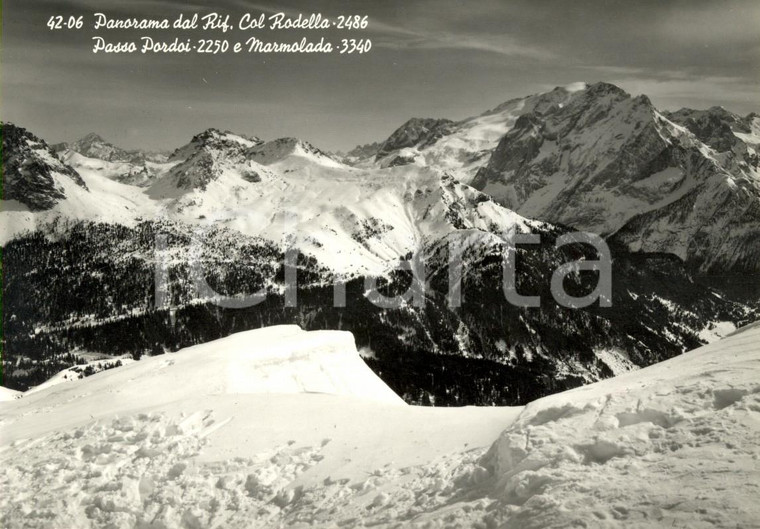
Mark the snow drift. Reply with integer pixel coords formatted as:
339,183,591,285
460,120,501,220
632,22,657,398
1,323,759,528
2,325,402,431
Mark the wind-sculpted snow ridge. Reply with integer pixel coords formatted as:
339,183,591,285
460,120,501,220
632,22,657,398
466,321,760,528
2,323,759,528
61,150,172,188
2,326,403,415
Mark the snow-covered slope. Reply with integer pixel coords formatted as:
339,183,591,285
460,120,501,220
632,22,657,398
2,326,401,428
53,133,171,187
0,387,21,402
2,322,759,528
2,122,539,275
247,136,344,168
145,130,541,275
0,123,165,244
23,357,134,397
4,117,757,403
60,150,174,188
468,321,760,528
0,153,155,245
344,82,760,273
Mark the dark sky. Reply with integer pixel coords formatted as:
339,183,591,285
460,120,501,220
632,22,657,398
3,0,759,151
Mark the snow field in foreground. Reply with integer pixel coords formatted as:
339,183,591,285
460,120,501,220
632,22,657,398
1,323,759,528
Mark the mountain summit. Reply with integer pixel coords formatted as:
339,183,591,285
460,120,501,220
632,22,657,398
2,122,87,211
341,81,760,272
467,82,760,273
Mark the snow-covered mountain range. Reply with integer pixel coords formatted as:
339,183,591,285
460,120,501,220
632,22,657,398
52,132,170,187
348,82,760,274
6,82,759,274
2,121,541,276
471,84,760,274
2,81,758,404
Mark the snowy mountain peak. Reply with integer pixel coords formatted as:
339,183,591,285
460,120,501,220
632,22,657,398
169,128,262,162
665,106,760,153
350,82,645,179
150,128,266,191
71,132,122,158
343,141,381,164
467,82,760,272
195,128,262,147
55,132,162,165
585,80,629,96
2,122,88,211
246,137,342,167
375,118,455,162
78,132,107,144
471,83,660,221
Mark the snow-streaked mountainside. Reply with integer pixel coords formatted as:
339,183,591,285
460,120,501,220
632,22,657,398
665,106,760,158
2,123,88,211
348,82,760,274
54,132,171,187
147,128,541,276
467,83,760,273
1,123,161,243
4,82,758,273
2,323,759,528
353,83,590,182
53,133,168,165
3,122,541,276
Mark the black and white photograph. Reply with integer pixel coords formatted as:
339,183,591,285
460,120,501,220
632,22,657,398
1,1,759,527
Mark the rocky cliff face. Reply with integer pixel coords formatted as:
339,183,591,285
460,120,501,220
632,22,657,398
163,128,263,190
342,141,381,164
351,84,601,181
375,118,455,165
665,107,759,153
472,83,675,233
4,217,753,404
664,106,760,179
469,83,760,273
2,122,87,211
